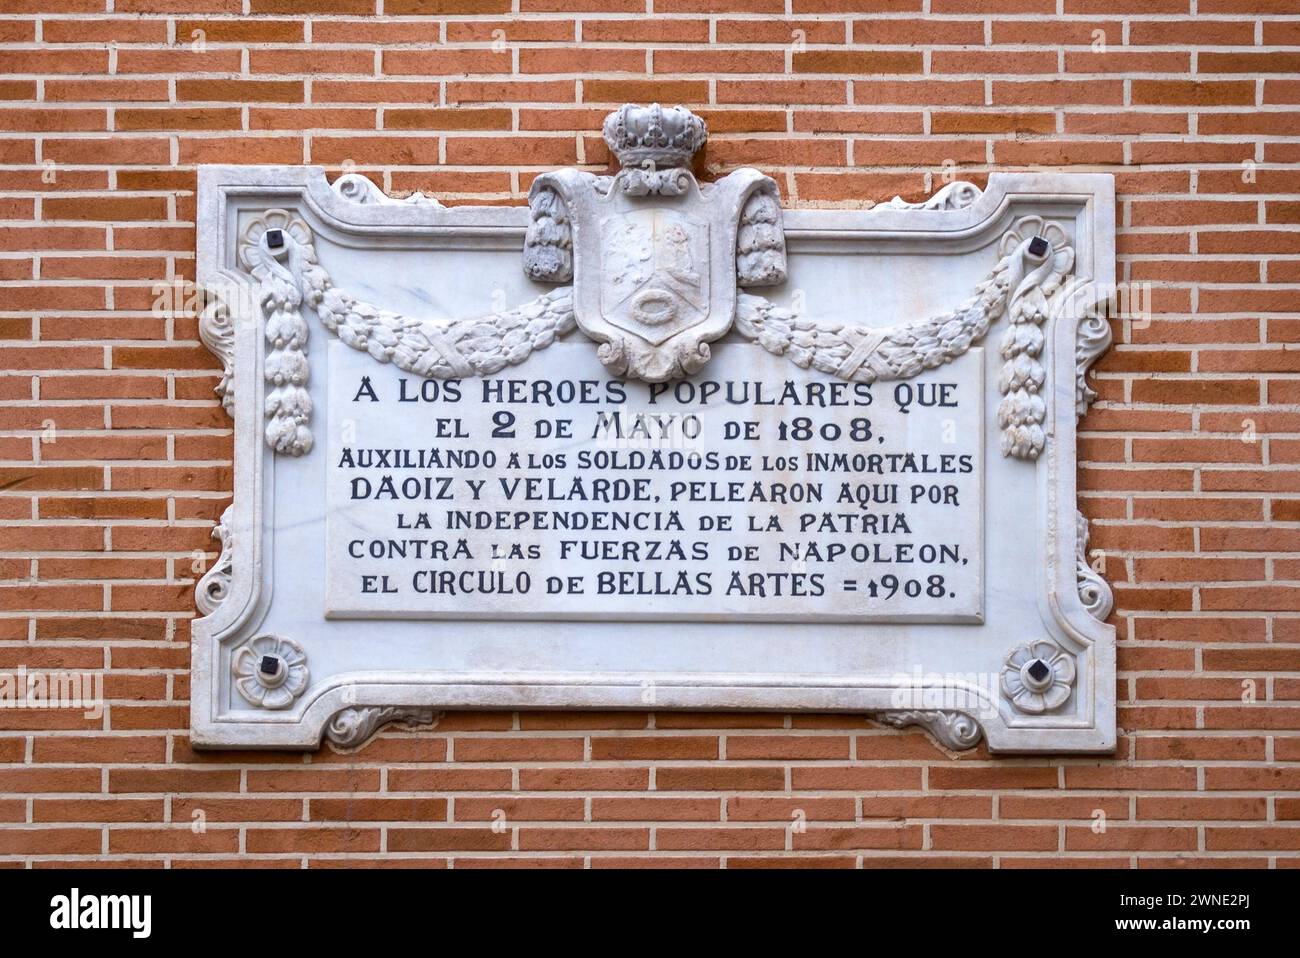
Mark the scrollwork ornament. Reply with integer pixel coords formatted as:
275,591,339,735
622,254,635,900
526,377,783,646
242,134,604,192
324,706,440,749
1073,287,1113,419
616,165,695,197
876,710,983,751
882,180,983,212
331,172,443,207
197,286,235,415
1076,510,1114,621
195,504,233,617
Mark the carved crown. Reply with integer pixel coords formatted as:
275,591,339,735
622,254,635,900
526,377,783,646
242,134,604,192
603,103,707,171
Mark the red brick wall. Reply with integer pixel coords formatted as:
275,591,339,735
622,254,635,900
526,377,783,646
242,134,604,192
1,0,1297,867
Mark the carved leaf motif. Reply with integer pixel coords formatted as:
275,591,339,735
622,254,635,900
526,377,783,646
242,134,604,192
735,229,1026,383
994,218,1074,460
234,209,578,456
324,706,439,749
876,710,983,751
1076,510,1114,621
736,186,787,287
195,504,233,617
882,181,983,212
733,215,1081,462
524,186,573,283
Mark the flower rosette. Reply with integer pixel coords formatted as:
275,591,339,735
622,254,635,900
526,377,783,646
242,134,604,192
1001,640,1075,714
233,634,309,710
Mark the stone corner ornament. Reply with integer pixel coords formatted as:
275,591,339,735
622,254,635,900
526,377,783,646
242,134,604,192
191,103,1116,753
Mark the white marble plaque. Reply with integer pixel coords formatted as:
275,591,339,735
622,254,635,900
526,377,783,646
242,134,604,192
192,104,1116,752
325,344,983,622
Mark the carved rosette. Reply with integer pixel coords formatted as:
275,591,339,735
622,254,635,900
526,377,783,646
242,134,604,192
1001,640,1076,714
195,504,233,617
876,710,983,751
324,706,439,749
232,634,309,710
1076,510,1114,621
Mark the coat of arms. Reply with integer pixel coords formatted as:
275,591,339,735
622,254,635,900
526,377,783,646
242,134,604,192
524,103,784,381
599,209,709,343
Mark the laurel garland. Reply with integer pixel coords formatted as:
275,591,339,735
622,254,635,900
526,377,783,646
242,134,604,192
734,219,1075,460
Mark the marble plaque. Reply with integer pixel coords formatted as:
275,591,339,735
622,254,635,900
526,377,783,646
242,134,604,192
325,344,983,622
193,104,1116,752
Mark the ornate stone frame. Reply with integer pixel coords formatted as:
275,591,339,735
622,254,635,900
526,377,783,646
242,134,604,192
194,158,1115,753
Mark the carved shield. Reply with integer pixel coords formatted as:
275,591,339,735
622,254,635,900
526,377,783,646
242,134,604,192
528,164,773,381
599,209,710,346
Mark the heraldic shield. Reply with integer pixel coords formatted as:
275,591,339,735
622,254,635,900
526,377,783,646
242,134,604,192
523,102,786,381
599,208,710,347
527,168,775,382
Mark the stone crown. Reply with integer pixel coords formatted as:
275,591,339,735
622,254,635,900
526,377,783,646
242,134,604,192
603,103,708,171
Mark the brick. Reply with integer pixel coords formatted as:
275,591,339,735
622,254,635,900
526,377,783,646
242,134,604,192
589,736,718,760
931,825,1057,852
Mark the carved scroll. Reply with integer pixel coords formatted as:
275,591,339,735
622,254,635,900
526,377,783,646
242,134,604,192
881,180,982,212
1076,510,1114,621
324,706,440,749
875,710,983,751
331,172,442,208
195,504,233,617
197,288,235,416
1073,285,1113,419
